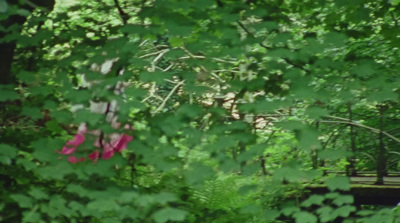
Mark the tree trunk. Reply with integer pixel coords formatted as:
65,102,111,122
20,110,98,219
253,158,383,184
0,0,55,85
375,104,387,185
346,103,357,176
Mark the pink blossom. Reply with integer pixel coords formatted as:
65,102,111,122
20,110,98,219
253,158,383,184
57,133,85,155
66,133,85,146
58,126,133,163
112,134,133,152
102,143,115,159
58,146,76,155
88,150,100,160
68,156,85,163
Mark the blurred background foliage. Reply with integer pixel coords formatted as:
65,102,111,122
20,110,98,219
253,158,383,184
1,0,400,222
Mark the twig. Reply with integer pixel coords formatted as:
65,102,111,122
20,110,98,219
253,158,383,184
140,49,169,58
237,21,309,72
141,83,163,102
113,0,129,25
325,115,349,122
237,21,270,49
152,80,185,115
177,55,236,64
390,11,398,27
155,62,174,72
151,49,170,71
22,0,39,9
320,119,400,143
180,45,237,64
210,72,225,83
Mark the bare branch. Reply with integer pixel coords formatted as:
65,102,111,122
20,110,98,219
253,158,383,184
139,49,169,58
113,0,130,25
150,49,170,72
390,11,398,27
320,119,400,143
177,55,236,64
237,21,270,49
152,80,185,115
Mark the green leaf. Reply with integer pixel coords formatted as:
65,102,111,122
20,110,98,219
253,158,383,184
83,159,117,177
48,195,74,218
323,32,347,47
118,191,139,204
324,192,340,199
332,195,354,206
293,211,318,223
0,144,17,158
64,89,92,103
22,211,41,223
316,206,335,222
17,9,31,17
45,120,65,134
16,71,36,83
301,195,325,207
28,188,49,200
305,106,329,119
392,0,400,5
31,138,62,162
184,162,215,185
325,176,351,191
21,106,43,120
16,158,36,171
87,199,118,212
30,86,53,96
239,204,262,214
318,149,353,160
274,167,321,183
281,204,300,216
296,126,321,152
0,0,8,13
263,209,281,220
10,194,33,208
75,109,103,126
177,104,204,118
0,156,11,165
332,205,356,217
51,110,73,124
66,184,89,197
0,86,19,102
349,60,378,78
277,120,304,131
36,162,73,180
169,37,184,47
152,207,187,223
139,71,174,84
154,192,178,205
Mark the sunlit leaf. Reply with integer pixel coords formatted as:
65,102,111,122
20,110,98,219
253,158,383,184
293,211,318,223
326,176,351,191
152,207,187,223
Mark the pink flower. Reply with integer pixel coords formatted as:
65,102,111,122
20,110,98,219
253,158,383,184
58,126,133,163
88,150,100,160
68,156,85,163
57,133,85,155
102,143,115,159
66,133,85,146
112,134,133,152
58,146,76,155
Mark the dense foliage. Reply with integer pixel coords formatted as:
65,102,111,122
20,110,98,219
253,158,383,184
1,0,400,222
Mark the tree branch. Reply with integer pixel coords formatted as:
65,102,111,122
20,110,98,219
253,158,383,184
390,11,398,27
152,80,185,115
320,118,400,143
113,0,129,25
237,21,309,72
